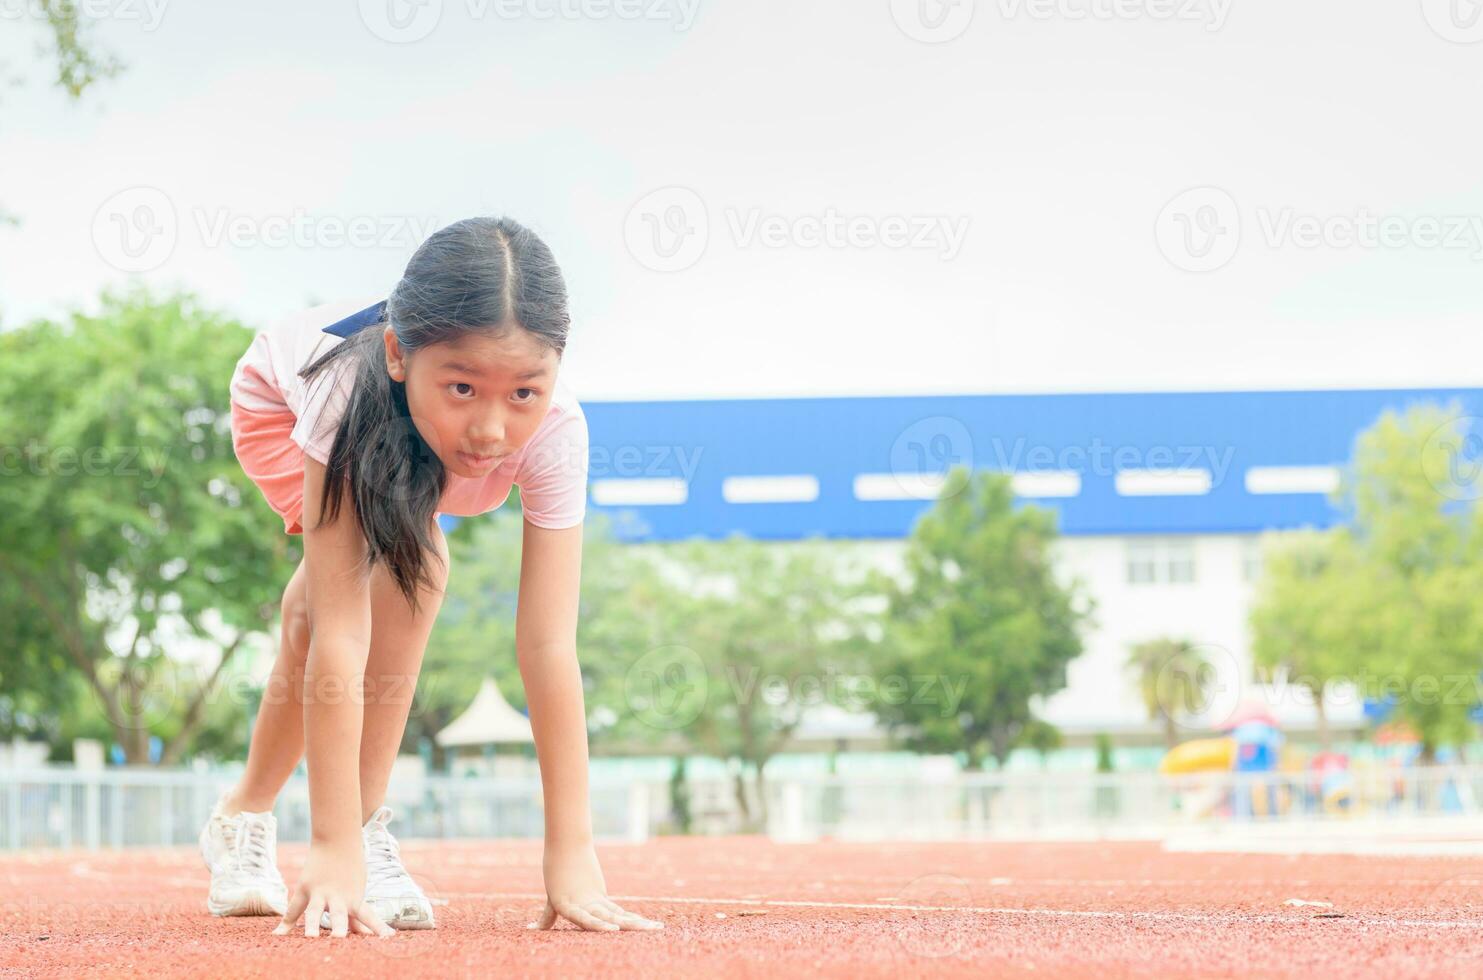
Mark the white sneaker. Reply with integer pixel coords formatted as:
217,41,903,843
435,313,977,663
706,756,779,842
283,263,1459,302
361,805,435,930
199,793,288,917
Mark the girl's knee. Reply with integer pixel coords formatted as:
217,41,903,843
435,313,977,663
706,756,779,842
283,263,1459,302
281,562,311,663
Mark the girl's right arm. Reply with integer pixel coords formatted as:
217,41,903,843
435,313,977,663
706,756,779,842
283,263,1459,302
274,455,393,940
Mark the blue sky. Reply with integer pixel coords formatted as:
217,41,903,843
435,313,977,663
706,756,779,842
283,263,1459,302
1,0,1480,400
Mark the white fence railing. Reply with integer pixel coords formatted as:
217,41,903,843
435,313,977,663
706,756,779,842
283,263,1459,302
760,765,1483,841
2,764,1479,851
0,767,647,851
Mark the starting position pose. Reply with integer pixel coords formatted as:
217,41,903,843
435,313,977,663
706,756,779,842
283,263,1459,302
202,215,661,938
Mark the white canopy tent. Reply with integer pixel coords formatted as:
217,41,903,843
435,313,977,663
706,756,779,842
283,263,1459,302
435,677,535,748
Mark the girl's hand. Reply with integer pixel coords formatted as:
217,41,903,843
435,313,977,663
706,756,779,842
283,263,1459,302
535,840,663,932
274,840,395,939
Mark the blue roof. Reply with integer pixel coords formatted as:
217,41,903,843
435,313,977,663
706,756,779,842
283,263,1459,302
512,387,1483,542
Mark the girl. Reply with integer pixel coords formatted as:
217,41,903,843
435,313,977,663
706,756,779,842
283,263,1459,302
204,216,662,939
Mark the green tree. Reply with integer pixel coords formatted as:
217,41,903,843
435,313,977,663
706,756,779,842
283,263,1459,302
1338,404,1482,759
1126,637,1211,749
0,288,294,763
873,466,1091,769
1248,403,1483,760
618,535,875,829
1249,531,1380,752
1016,717,1062,768
404,506,662,768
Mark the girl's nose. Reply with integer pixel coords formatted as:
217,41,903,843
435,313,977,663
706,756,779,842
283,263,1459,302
469,413,506,446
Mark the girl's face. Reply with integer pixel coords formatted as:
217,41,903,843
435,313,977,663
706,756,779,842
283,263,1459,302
383,324,559,478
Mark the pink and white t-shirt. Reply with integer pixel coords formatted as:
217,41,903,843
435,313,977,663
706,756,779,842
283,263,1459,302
229,295,589,529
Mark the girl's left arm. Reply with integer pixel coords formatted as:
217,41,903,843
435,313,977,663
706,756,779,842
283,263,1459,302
515,519,663,932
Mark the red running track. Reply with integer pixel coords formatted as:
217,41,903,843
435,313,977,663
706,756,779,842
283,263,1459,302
2,836,1480,978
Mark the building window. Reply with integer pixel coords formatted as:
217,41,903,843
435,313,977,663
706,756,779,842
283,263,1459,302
1126,540,1158,584
1166,540,1196,583
1125,538,1197,585
1242,536,1262,583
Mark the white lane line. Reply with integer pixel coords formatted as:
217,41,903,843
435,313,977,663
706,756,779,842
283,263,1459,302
445,891,1483,930
66,861,201,890
43,863,1483,892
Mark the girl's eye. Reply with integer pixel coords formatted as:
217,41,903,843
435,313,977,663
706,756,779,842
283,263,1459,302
450,383,474,398
514,388,537,402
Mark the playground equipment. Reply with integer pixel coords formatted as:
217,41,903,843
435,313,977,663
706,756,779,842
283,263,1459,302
1158,737,1234,775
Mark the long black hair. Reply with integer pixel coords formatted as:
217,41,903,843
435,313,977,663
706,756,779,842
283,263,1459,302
296,216,571,614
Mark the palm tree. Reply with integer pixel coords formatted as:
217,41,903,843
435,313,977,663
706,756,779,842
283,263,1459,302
1127,638,1212,748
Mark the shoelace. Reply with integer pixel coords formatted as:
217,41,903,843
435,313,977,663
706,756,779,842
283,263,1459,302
364,813,405,881
231,814,274,877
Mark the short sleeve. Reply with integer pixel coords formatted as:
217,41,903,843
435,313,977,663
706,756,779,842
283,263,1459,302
513,404,590,529
289,356,357,465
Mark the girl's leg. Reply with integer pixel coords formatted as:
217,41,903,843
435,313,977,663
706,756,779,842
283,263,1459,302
222,558,311,814
358,519,450,821
217,519,448,819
